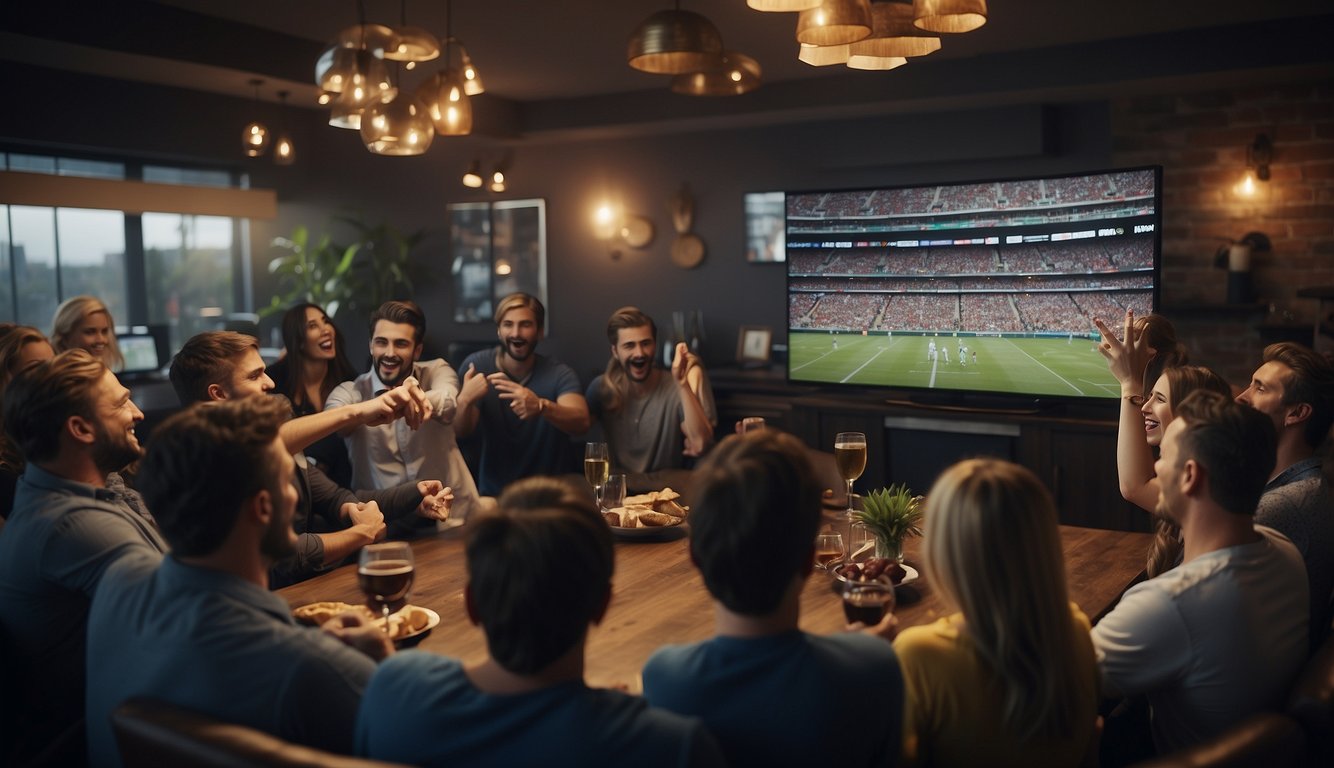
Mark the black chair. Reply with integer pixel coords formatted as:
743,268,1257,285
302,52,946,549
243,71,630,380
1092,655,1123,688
112,698,410,768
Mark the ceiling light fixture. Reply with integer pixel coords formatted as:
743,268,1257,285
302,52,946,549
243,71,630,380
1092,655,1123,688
242,79,270,158
273,90,295,165
627,1,725,74
747,0,822,10
795,0,873,47
798,42,851,66
489,167,506,193
462,160,484,188
671,51,762,96
851,2,940,59
384,0,440,71
912,0,988,34
362,69,435,155
417,0,474,136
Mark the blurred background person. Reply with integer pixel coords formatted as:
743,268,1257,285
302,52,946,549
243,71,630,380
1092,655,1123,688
51,295,125,373
0,325,56,520
267,303,359,487
893,459,1099,766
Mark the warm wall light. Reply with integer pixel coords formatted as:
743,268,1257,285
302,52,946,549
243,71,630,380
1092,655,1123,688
593,202,621,240
489,168,506,193
462,160,484,188
1235,133,1273,197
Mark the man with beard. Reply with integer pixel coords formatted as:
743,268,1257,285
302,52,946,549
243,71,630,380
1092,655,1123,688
585,307,714,483
455,293,591,495
85,396,393,767
170,331,451,586
1091,390,1308,759
1235,341,1334,651
329,300,483,520
0,350,168,766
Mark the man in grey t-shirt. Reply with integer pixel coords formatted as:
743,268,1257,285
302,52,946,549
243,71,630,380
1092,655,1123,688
585,307,715,484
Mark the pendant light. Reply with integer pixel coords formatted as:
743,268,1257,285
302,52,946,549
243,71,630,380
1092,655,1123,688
273,90,295,165
912,0,988,34
798,42,851,66
462,160,484,188
795,0,873,47
241,79,270,158
627,1,724,74
416,1,472,137
671,51,762,96
361,80,435,156
851,2,940,59
747,0,822,10
385,0,440,71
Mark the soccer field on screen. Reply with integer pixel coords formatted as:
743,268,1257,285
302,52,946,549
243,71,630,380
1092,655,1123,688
788,331,1120,399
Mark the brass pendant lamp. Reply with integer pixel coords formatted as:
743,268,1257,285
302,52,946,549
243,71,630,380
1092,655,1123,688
795,0,873,47
627,1,724,74
384,0,440,70
361,84,435,155
671,51,762,96
747,0,822,10
912,0,988,34
416,1,473,137
851,2,940,59
241,79,270,158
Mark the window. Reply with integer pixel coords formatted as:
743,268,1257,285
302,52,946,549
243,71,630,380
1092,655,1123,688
0,150,248,352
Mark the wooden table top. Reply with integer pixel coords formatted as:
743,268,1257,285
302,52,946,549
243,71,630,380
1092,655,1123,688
279,522,1151,691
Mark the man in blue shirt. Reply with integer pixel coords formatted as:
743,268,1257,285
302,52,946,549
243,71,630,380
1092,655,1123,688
356,476,724,767
85,396,392,767
455,293,590,495
642,430,904,767
0,350,168,766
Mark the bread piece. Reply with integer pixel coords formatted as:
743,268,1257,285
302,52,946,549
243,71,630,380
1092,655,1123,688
652,498,688,519
602,511,622,528
637,510,680,527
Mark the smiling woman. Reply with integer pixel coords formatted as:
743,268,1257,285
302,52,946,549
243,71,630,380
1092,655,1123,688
50,295,125,373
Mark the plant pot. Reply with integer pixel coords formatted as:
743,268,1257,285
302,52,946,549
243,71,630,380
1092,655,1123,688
875,537,904,564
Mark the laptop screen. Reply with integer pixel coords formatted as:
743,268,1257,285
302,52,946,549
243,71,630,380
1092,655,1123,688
117,333,160,374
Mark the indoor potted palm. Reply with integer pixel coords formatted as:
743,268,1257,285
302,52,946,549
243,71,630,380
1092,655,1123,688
855,484,923,563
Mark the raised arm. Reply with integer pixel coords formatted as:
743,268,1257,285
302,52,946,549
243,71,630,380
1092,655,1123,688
450,363,489,439
1095,312,1160,512
672,342,715,457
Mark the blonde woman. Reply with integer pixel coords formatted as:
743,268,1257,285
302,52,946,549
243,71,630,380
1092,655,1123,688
51,295,125,372
894,459,1098,766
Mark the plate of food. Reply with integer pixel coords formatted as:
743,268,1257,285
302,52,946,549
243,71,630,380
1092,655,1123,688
829,558,919,595
603,488,689,541
292,601,440,645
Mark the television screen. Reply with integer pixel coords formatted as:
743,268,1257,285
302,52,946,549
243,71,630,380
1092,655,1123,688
786,166,1160,402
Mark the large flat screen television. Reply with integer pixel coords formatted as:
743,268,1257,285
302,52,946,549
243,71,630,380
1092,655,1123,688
786,166,1160,404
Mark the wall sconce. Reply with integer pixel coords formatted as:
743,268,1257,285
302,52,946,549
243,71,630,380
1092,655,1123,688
461,160,483,188
1235,133,1273,197
592,201,655,259
1213,231,1270,304
489,167,506,193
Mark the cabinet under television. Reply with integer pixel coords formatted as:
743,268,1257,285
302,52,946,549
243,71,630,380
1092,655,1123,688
709,367,1147,534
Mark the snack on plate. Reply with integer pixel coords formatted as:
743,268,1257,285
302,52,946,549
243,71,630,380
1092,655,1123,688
292,601,433,640
602,487,689,528
834,558,908,585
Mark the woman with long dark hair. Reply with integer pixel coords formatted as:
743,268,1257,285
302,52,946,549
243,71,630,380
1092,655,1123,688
267,303,359,486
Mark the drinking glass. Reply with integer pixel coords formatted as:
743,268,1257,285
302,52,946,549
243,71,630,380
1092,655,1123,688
814,531,845,571
848,521,875,563
740,416,766,433
584,442,609,506
840,576,896,626
834,431,867,528
601,473,626,512
358,541,415,634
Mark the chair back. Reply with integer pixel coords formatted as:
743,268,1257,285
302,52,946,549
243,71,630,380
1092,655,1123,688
1128,712,1305,768
111,698,410,768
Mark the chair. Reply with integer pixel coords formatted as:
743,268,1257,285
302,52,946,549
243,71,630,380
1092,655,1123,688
1128,712,1306,768
111,698,411,768
1288,628,1334,764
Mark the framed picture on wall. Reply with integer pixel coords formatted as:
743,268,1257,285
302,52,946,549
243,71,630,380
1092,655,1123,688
448,198,547,324
737,325,772,365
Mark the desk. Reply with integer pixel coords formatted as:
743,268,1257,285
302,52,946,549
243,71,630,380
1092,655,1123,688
279,523,1152,691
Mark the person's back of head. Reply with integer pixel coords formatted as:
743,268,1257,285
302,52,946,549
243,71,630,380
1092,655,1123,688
1173,389,1276,516
924,458,1082,742
2,349,106,466
1263,341,1334,448
169,331,258,405
466,477,614,675
689,430,822,616
370,300,426,346
137,396,289,557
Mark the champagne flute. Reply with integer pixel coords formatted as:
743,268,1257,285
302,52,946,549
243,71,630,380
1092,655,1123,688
584,442,609,507
834,432,867,524
358,542,415,635
814,532,845,571
602,473,626,513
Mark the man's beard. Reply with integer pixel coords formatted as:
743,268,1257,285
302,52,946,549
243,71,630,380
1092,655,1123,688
621,354,653,382
503,337,534,363
259,493,297,562
91,424,142,475
374,354,412,388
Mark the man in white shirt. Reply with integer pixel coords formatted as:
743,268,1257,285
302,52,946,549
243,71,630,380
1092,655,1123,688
328,301,484,521
1092,390,1308,757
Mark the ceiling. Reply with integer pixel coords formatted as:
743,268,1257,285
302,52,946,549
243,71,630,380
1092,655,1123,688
3,1,1333,141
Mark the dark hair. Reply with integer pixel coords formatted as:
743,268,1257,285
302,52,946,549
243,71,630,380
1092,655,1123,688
466,477,613,675
169,331,259,405
370,300,426,346
0,326,54,471
689,430,822,615
600,306,657,414
3,349,105,464
1173,390,1276,516
138,396,288,557
1137,313,1189,395
276,303,357,409
1162,365,1232,409
1264,342,1334,448
494,293,545,330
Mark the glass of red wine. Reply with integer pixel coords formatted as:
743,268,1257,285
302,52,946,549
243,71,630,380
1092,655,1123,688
358,542,415,634
840,576,895,626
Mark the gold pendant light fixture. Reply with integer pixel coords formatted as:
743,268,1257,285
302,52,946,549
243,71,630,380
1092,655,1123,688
241,79,270,158
754,0,985,74
416,0,474,137
273,90,295,165
627,1,725,75
361,86,435,155
671,51,762,96
384,0,440,71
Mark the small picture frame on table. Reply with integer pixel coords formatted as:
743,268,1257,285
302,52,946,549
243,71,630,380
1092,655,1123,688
737,326,773,367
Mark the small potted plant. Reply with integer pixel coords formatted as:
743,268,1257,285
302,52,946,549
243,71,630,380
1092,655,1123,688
855,484,923,563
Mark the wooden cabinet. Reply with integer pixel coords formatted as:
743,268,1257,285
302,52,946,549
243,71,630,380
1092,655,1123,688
710,367,1147,532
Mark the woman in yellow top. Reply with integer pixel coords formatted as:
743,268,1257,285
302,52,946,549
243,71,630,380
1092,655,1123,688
893,458,1099,767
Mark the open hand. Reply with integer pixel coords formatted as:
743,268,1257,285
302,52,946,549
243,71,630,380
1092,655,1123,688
322,611,394,661
415,480,454,521
1093,310,1151,389
490,373,540,420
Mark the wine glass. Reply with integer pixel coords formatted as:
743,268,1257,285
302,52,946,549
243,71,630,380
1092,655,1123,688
584,442,609,507
840,576,896,626
601,473,626,513
814,532,845,571
358,542,415,634
834,432,867,526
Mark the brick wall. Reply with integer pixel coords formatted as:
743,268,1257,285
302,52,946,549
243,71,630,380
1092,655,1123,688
1111,78,1334,382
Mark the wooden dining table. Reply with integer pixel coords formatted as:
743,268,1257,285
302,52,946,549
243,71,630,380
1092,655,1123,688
279,517,1153,692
